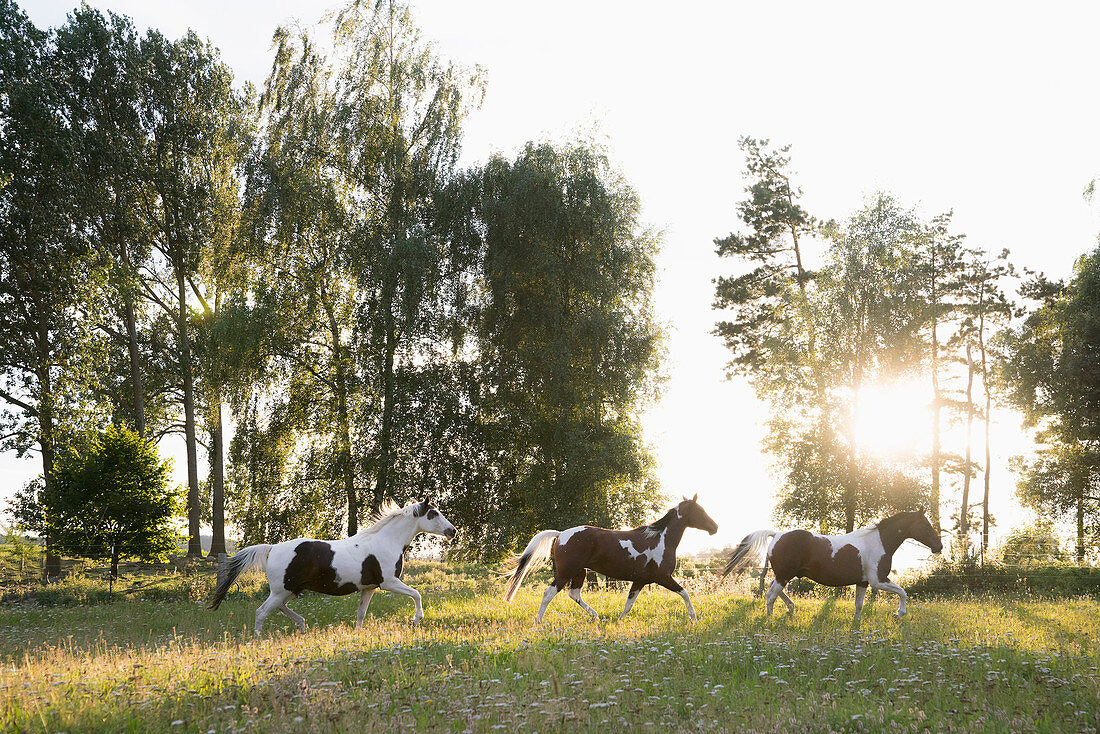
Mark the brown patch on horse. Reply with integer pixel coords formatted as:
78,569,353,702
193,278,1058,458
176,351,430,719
361,554,383,587
770,530,865,586
877,554,893,583
284,541,359,596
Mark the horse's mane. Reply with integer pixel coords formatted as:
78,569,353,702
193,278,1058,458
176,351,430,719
355,501,412,537
635,508,677,537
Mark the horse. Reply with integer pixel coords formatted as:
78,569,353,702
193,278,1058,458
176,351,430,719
721,510,942,622
208,500,456,634
502,495,719,623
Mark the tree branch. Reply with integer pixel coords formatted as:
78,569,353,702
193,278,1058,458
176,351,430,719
0,388,37,416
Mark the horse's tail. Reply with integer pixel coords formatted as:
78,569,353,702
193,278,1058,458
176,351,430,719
502,530,560,603
208,544,273,610
721,529,779,578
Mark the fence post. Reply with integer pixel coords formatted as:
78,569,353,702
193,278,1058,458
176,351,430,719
217,553,227,588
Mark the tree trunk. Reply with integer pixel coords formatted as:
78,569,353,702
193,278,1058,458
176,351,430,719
375,318,397,511
959,345,975,561
1076,494,1086,564
110,543,120,587
176,262,202,557
35,315,61,582
119,239,146,438
207,397,226,557
979,311,992,563
327,302,358,535
930,312,942,533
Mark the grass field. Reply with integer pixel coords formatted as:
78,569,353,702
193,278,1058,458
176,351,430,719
1,562,1098,733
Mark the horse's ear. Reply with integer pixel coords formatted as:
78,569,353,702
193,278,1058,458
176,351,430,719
692,493,698,502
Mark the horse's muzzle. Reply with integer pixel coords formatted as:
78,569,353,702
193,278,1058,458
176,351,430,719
444,527,457,540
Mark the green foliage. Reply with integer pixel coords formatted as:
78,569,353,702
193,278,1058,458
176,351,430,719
998,520,1069,565
30,425,181,581
905,561,1100,598
998,246,1100,560
465,141,665,553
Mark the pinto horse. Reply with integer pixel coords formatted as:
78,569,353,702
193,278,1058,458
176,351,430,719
209,500,456,634
503,496,718,623
722,510,942,622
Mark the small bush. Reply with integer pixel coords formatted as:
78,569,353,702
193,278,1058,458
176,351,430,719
904,561,1100,598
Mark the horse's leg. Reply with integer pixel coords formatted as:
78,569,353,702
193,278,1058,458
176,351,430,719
355,588,376,629
255,590,287,635
853,583,868,624
655,577,696,622
618,581,646,620
536,583,562,624
567,571,598,620
871,579,908,617
278,600,306,632
766,580,793,616
379,578,423,623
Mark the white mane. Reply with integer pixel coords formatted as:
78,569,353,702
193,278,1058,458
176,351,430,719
355,500,416,537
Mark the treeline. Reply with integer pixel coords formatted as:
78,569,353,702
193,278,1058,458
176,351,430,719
0,0,664,566
713,138,1100,563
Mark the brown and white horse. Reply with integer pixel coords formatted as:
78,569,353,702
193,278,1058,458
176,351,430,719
722,510,942,622
209,500,456,634
503,496,719,623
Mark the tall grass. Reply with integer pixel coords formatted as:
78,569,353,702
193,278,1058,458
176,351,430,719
2,562,1098,732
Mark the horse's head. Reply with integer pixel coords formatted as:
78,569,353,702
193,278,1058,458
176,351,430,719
413,500,457,540
678,494,718,535
907,509,942,554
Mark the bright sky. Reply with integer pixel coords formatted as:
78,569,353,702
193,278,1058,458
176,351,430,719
10,1,1100,559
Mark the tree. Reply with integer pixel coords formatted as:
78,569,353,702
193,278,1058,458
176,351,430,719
52,7,158,439
469,140,665,552
240,25,364,537
0,0,108,580
333,0,485,515
954,246,1013,560
812,194,927,531
712,138,837,531
134,28,246,556
26,425,179,586
912,212,964,533
999,248,1100,561
712,137,818,387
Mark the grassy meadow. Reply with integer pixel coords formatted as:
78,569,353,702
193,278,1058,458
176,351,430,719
1,561,1098,733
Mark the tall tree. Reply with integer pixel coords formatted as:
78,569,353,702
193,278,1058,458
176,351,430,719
814,194,926,531
242,26,363,536
134,28,245,556
914,213,964,533
471,141,664,551
712,138,839,532
0,0,105,579
955,246,1013,560
999,250,1100,561
52,7,157,440
333,0,485,515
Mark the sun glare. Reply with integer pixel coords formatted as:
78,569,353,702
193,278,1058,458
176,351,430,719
852,381,931,459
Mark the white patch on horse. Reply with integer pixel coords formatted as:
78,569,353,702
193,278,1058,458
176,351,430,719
619,531,666,566
558,526,585,547
331,544,368,588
